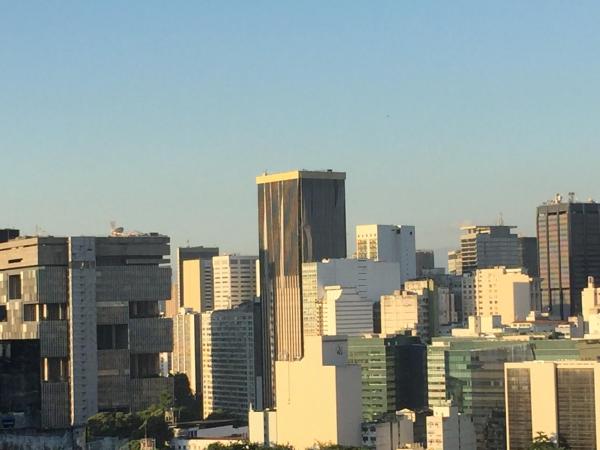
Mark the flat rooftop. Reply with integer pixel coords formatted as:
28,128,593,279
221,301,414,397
256,169,345,184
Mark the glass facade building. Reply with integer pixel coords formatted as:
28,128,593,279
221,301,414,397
348,334,427,421
537,199,600,318
256,170,347,408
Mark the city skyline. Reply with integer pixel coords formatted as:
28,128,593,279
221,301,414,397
4,2,600,261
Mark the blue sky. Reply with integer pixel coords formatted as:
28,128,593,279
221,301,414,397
2,1,600,262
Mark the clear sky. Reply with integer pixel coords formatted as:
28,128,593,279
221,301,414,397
2,1,600,263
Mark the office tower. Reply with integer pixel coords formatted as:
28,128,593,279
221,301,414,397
428,338,534,450
201,302,255,420
172,308,202,395
505,361,600,450
212,255,258,310
249,336,361,449
416,250,435,278
380,289,430,340
0,228,19,243
461,267,533,325
256,170,347,408
347,334,427,422
448,250,463,276
178,246,219,312
321,286,373,336
537,195,600,318
459,225,521,274
356,224,416,283
301,258,401,337
518,237,539,277
427,406,476,450
0,235,172,438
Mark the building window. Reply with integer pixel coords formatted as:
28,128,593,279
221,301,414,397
8,274,22,300
97,324,129,350
23,304,38,322
0,306,6,322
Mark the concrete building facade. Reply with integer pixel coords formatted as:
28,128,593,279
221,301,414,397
416,250,435,278
322,286,373,336
380,289,430,340
0,235,173,439
426,405,476,450
459,225,520,274
201,303,255,420
301,258,400,337
355,224,416,284
448,250,463,276
461,267,534,325
178,246,219,313
249,336,362,449
505,360,600,450
172,308,202,395
212,255,257,310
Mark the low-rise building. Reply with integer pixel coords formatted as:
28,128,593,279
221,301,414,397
249,336,362,449
426,405,476,450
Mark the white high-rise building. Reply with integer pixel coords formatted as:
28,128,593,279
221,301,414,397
212,255,258,310
461,267,533,325
355,224,416,283
427,405,476,450
302,258,400,337
321,286,374,336
171,308,202,394
201,303,255,419
380,289,430,339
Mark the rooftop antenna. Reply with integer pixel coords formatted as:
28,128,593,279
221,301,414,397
34,224,47,236
497,212,504,226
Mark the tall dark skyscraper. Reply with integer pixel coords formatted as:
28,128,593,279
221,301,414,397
537,194,600,318
256,170,347,408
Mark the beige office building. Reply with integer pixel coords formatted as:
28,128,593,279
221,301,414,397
380,289,429,340
178,246,219,313
249,336,362,449
212,255,257,310
355,224,416,283
171,308,202,394
462,267,533,325
505,360,600,450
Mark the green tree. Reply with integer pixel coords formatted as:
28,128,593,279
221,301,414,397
528,432,568,450
173,372,201,422
87,393,174,448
